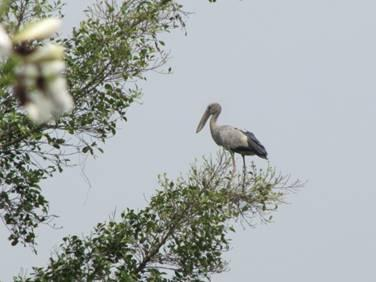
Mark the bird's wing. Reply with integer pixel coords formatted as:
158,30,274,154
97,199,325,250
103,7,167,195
240,129,268,159
217,125,249,149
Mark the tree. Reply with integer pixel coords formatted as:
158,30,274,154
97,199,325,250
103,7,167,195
0,0,302,280
0,0,186,247
15,153,301,281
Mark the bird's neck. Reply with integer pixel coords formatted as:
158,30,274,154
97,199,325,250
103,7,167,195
209,113,219,137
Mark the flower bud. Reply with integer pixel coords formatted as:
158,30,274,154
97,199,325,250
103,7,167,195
25,44,64,63
47,77,74,113
24,92,54,124
40,61,65,78
13,18,62,44
0,25,12,55
15,64,39,78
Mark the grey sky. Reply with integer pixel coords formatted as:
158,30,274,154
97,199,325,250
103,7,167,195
2,0,376,281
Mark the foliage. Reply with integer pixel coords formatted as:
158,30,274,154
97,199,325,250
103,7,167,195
15,152,301,281
0,1,303,281
0,0,185,247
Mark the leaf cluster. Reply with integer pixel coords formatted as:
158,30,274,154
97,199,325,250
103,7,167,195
16,152,302,281
0,0,185,247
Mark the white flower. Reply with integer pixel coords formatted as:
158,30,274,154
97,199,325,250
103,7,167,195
40,60,65,78
0,25,12,55
18,59,74,124
22,70,74,124
24,103,42,123
24,91,54,124
25,43,64,63
15,64,39,78
6,17,74,124
46,76,74,114
13,18,62,44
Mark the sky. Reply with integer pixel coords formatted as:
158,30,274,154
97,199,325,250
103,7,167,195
2,0,376,281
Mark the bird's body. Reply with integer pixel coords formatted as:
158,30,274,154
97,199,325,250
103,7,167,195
196,103,267,174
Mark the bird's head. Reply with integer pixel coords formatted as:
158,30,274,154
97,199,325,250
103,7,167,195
196,103,222,133
207,103,222,115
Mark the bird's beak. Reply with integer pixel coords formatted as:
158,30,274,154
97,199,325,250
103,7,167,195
196,109,210,133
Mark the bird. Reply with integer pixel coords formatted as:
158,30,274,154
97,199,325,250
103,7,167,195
196,103,268,175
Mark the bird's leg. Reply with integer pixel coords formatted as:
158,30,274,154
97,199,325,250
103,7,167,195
242,155,247,175
231,152,236,176
242,155,246,189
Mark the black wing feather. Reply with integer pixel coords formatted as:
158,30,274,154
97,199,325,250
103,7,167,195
240,130,268,159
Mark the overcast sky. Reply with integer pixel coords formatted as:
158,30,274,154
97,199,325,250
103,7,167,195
2,0,376,281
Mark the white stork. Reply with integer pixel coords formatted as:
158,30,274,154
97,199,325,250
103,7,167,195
196,103,268,175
